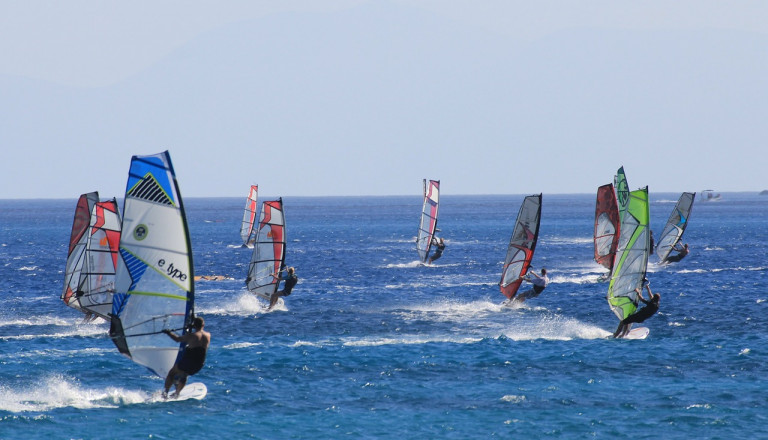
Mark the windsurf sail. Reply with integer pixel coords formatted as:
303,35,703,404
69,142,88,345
416,179,440,262
656,192,696,263
614,166,629,222
594,183,620,272
74,199,121,319
62,192,100,313
499,194,542,300
109,151,194,379
240,184,259,246
246,199,286,300
607,187,650,321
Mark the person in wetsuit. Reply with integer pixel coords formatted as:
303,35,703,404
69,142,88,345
664,243,689,263
613,284,660,338
162,316,210,398
268,266,298,311
515,268,549,302
428,237,446,264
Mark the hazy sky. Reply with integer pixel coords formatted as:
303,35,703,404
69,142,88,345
2,1,767,198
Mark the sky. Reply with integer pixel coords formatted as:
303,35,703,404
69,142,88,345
1,1,767,199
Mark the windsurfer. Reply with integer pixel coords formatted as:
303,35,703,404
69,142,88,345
268,267,298,310
162,316,210,398
515,268,549,302
428,237,446,264
613,285,660,338
664,243,689,263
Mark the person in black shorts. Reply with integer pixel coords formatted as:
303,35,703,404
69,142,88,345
162,316,210,398
613,284,660,338
664,243,689,263
428,237,445,264
268,267,298,310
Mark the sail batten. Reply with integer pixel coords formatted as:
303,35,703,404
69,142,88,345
607,187,650,321
416,179,440,262
246,199,286,300
657,192,695,262
109,151,194,379
499,194,542,300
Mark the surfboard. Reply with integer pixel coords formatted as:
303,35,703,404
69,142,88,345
623,327,649,340
168,382,207,401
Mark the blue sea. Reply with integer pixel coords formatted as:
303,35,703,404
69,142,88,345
1,193,767,439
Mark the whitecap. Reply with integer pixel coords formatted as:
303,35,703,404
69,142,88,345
0,375,149,413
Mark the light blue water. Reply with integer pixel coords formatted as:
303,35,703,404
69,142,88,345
1,193,767,439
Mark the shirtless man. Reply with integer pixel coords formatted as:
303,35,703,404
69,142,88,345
162,316,210,398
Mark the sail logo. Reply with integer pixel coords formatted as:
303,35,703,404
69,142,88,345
133,224,148,241
158,259,188,282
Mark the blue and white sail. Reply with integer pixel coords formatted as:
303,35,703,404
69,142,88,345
109,151,194,379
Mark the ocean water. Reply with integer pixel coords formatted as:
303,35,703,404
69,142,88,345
1,193,767,439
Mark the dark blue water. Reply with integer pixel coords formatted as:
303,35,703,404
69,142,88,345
1,193,767,438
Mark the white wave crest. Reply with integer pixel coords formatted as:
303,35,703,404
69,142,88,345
500,315,610,341
0,375,149,413
223,342,263,350
384,261,424,269
198,292,266,316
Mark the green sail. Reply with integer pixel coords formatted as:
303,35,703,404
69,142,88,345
607,187,650,321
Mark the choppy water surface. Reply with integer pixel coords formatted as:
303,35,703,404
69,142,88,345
1,193,766,438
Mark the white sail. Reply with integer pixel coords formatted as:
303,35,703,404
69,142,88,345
240,185,259,246
75,199,121,319
109,151,194,379
246,199,286,300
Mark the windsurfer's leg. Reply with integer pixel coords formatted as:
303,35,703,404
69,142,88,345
173,373,188,397
621,323,633,338
268,292,282,310
163,365,179,396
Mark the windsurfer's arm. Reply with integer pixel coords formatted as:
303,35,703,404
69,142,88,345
162,329,182,342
